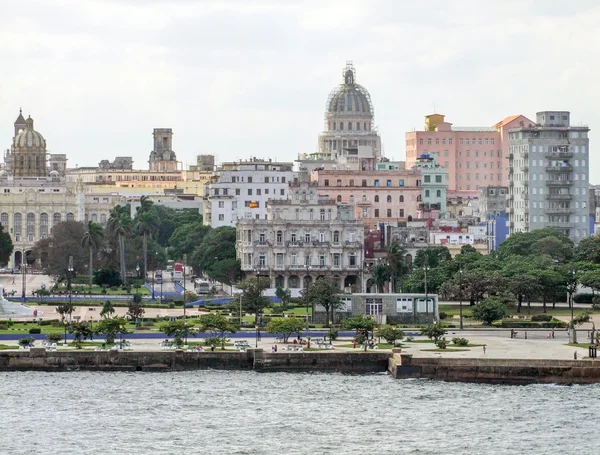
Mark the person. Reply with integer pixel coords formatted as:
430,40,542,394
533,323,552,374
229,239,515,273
271,345,276,353
293,338,297,345
483,345,486,354
552,329,555,339
274,344,277,352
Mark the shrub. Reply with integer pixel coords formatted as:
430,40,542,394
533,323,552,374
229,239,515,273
472,298,507,325
28,327,41,334
47,333,63,343
499,320,566,329
0,323,8,330
438,312,448,320
436,337,447,349
573,293,595,304
531,314,552,322
18,337,35,347
329,330,339,341
452,337,469,346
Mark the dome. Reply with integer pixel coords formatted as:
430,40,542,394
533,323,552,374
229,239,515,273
326,62,373,117
14,116,46,149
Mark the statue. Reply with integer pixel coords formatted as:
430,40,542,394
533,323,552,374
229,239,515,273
0,285,35,317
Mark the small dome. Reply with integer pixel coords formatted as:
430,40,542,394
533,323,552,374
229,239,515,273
14,116,46,149
49,170,59,176
326,62,373,117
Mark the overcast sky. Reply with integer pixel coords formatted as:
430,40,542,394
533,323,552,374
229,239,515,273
1,1,598,179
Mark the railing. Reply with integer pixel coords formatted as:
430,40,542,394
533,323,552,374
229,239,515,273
546,152,573,159
546,208,573,214
546,194,572,200
253,241,270,246
546,165,573,172
546,222,574,228
344,241,362,247
546,180,573,186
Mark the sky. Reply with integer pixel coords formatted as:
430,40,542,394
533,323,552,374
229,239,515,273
1,0,598,178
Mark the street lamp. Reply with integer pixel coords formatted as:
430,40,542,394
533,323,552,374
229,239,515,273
304,263,310,330
459,269,464,330
183,254,187,345
63,320,68,347
89,316,93,340
255,325,259,348
570,267,576,343
21,249,27,301
68,256,74,309
136,263,140,279
119,324,124,350
424,265,431,324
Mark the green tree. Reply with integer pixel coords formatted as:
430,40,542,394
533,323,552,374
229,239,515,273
168,221,210,261
32,221,88,279
0,224,13,266
69,321,94,347
198,313,236,349
107,205,133,284
377,326,405,346
100,300,116,319
413,246,452,269
503,257,540,313
372,263,390,293
94,267,122,287
126,295,145,327
81,221,104,292
497,227,573,261
275,285,292,311
569,311,591,344
303,277,343,326
420,324,446,343
341,315,375,331
160,319,196,347
575,236,600,264
135,196,158,279
238,276,270,325
472,297,508,325
56,303,74,321
191,226,237,280
95,316,128,344
386,239,407,292
266,318,305,343
205,258,242,286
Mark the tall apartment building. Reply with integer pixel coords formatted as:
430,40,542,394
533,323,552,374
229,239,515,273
507,111,590,242
413,154,447,215
236,181,365,296
405,113,535,191
203,159,296,228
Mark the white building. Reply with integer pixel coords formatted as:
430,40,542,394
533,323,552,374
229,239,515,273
236,180,365,297
204,159,296,228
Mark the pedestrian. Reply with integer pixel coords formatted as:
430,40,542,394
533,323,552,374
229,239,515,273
483,345,486,354
551,329,555,338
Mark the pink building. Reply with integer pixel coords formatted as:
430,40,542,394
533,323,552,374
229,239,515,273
406,114,534,191
311,169,422,229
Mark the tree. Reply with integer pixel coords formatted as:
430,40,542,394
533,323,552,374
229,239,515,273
372,263,390,293
32,221,87,279
107,205,133,284
303,277,343,325
574,236,600,264
126,295,145,327
238,276,270,325
266,318,305,343
168,221,210,261
413,246,452,269
69,321,94,347
94,267,122,287
56,303,74,321
420,324,446,343
135,197,158,279
472,298,508,325
94,316,128,344
386,239,407,292
377,326,405,346
503,257,540,313
81,221,104,292
497,227,573,261
205,258,242,286
100,300,115,319
0,224,13,266
341,315,375,331
198,313,237,349
275,285,292,311
569,311,591,344
191,226,237,280
160,319,196,347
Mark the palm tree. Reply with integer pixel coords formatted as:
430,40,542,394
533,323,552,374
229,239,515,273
81,221,104,292
372,263,390,293
135,196,156,282
386,239,407,293
107,205,132,284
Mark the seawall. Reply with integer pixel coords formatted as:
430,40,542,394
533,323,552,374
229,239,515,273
388,351,600,385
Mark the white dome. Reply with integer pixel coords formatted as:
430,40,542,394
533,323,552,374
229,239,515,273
14,117,46,149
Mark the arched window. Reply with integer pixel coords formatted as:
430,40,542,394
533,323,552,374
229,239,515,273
67,213,74,222
387,195,392,203
26,213,35,240
399,195,404,203
340,122,343,131
0,213,8,228
40,213,48,238
436,190,442,197
348,122,352,131
276,230,282,243
53,213,61,225
100,214,107,223
13,213,22,238
417,195,422,202
374,195,379,202
91,214,98,222
357,122,360,131
333,231,340,243
332,122,336,131
336,195,342,203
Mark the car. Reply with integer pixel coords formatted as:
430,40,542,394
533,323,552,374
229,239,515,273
0,268,6,273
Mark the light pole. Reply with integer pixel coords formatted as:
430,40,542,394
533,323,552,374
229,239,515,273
136,263,140,280
63,320,68,347
570,267,576,343
183,254,187,345
119,324,124,349
459,269,464,330
89,316,93,340
152,252,156,301
305,263,310,330
424,265,430,324
239,293,243,329
21,249,26,301
68,256,74,309
255,325,259,348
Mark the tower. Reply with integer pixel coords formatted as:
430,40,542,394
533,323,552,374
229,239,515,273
149,128,178,172
14,108,26,137
12,115,47,178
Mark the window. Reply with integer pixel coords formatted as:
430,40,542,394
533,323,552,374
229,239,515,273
374,209,380,217
442,138,446,144
424,175,431,183
319,231,326,242
280,189,284,196
337,179,342,186
399,195,404,203
362,179,367,187
259,255,266,267
218,201,224,208
349,231,355,242
386,180,392,187
460,138,464,145
399,209,404,217
374,180,380,187
435,175,442,183
256,189,261,196
425,190,430,197
319,254,326,266
291,232,297,242
374,195,379,202
276,253,284,266
218,214,224,221
291,253,297,265
324,179,329,186
349,254,357,266
333,231,340,243
305,232,311,243
276,231,282,243
320,209,325,221
399,179,404,186
333,254,340,267
428,138,432,145
435,138,439,145
449,138,453,145
248,189,253,196
236,189,241,195
419,138,423,145
336,195,342,202
248,177,252,183
349,179,354,186
387,195,392,203
436,190,441,197
387,209,392,217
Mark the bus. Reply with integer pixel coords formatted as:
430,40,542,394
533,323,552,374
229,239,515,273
194,279,210,295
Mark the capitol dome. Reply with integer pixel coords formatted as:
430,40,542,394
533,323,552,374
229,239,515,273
326,62,374,118
14,116,46,149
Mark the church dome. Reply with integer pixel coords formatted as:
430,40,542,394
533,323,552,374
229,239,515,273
326,62,374,118
14,116,46,149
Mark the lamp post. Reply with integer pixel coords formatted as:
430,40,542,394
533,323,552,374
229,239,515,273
424,265,430,324
459,269,464,330
255,325,259,348
152,253,156,301
68,256,74,309
305,263,310,330
89,316,93,340
183,254,187,345
136,263,140,280
119,324,124,350
239,293,243,329
21,249,26,301
570,267,576,343
63,320,68,347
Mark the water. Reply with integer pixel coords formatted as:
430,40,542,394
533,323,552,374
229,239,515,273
1,371,597,455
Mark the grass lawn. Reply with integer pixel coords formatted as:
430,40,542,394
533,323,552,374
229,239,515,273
0,344,15,350
566,343,596,348
405,339,436,343
337,343,400,350
440,303,596,319
68,285,151,296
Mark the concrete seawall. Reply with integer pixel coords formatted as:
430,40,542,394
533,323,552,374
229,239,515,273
2,349,600,384
388,351,600,385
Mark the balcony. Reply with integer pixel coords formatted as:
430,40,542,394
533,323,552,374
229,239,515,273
546,165,573,172
547,208,573,215
546,180,573,186
547,222,574,228
522,192,529,199
344,241,362,248
546,193,572,201
286,241,304,247
253,241,270,247
546,151,573,159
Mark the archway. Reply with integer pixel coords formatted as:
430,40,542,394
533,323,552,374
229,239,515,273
275,275,284,288
303,275,313,288
288,275,300,288
344,275,358,291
